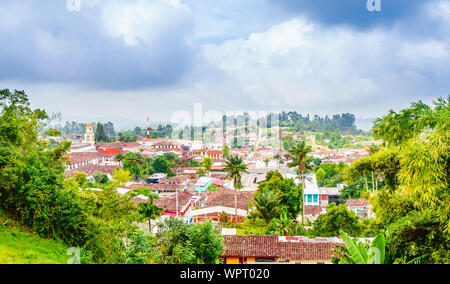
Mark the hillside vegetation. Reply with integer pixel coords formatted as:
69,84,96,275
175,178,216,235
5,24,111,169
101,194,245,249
0,224,69,264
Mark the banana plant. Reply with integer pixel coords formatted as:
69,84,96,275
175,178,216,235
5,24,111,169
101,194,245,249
337,230,385,264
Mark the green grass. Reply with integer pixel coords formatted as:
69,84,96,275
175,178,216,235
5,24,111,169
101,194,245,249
229,218,269,235
0,227,70,264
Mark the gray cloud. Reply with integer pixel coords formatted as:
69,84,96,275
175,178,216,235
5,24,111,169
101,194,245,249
0,0,195,89
1,0,449,127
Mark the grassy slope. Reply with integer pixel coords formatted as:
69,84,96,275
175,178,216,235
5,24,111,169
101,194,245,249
0,226,70,264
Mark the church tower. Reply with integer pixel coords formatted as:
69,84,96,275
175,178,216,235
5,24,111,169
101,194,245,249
84,122,95,145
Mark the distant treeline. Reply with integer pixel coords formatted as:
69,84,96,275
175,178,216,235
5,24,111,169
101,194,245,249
278,112,360,134
117,125,173,142
219,111,361,134
58,121,116,142
58,121,173,142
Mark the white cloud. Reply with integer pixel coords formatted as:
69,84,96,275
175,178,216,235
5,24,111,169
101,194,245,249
100,0,192,46
198,16,450,117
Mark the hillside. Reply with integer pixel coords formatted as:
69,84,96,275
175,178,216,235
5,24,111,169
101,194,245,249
0,225,69,264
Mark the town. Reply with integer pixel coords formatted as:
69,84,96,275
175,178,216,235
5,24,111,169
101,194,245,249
52,113,375,264
0,0,448,267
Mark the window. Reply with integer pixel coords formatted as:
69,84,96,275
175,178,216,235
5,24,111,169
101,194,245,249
307,195,312,203
313,195,318,203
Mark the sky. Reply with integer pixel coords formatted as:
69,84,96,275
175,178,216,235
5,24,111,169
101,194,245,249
1,0,449,130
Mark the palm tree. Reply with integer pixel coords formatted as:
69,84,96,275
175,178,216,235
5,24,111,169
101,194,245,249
270,213,292,235
224,154,248,222
138,195,164,234
114,153,125,166
264,158,270,173
285,140,312,225
254,189,281,225
274,153,282,169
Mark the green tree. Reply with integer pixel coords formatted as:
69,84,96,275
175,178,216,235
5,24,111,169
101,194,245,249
203,157,213,173
93,172,109,184
316,168,326,187
285,140,312,224
72,172,88,189
311,204,362,237
347,97,449,263
155,218,223,264
257,171,302,219
95,122,108,142
189,221,224,264
114,153,125,165
222,145,230,158
224,154,248,222
152,156,171,174
111,168,132,186
253,189,281,225
333,230,386,264
122,152,146,179
139,195,164,233
268,213,305,236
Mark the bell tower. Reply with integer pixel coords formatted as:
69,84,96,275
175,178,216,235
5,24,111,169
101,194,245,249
84,122,95,145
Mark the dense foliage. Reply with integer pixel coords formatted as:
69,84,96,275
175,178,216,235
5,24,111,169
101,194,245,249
279,112,359,133
126,219,224,264
341,97,450,264
0,89,143,263
310,204,362,237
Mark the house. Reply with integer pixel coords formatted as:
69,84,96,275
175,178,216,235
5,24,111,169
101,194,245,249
318,187,342,207
70,142,97,153
151,141,182,150
191,189,255,223
191,149,224,160
147,173,168,184
130,195,149,206
164,175,190,186
121,182,186,196
154,191,201,218
221,235,279,264
95,142,141,155
303,174,320,206
346,199,373,219
220,235,341,264
189,206,248,224
206,150,224,160
195,177,213,192
66,152,106,170
303,205,326,222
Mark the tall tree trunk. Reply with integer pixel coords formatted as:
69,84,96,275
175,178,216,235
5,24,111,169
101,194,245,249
301,168,305,226
371,171,375,192
364,176,369,193
234,178,238,223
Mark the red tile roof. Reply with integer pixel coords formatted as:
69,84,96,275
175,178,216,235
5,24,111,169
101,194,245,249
154,191,194,211
125,183,185,192
205,189,255,211
221,235,279,258
221,235,340,262
304,205,323,216
67,152,104,165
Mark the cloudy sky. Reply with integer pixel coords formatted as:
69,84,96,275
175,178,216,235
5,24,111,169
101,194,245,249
1,0,449,129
